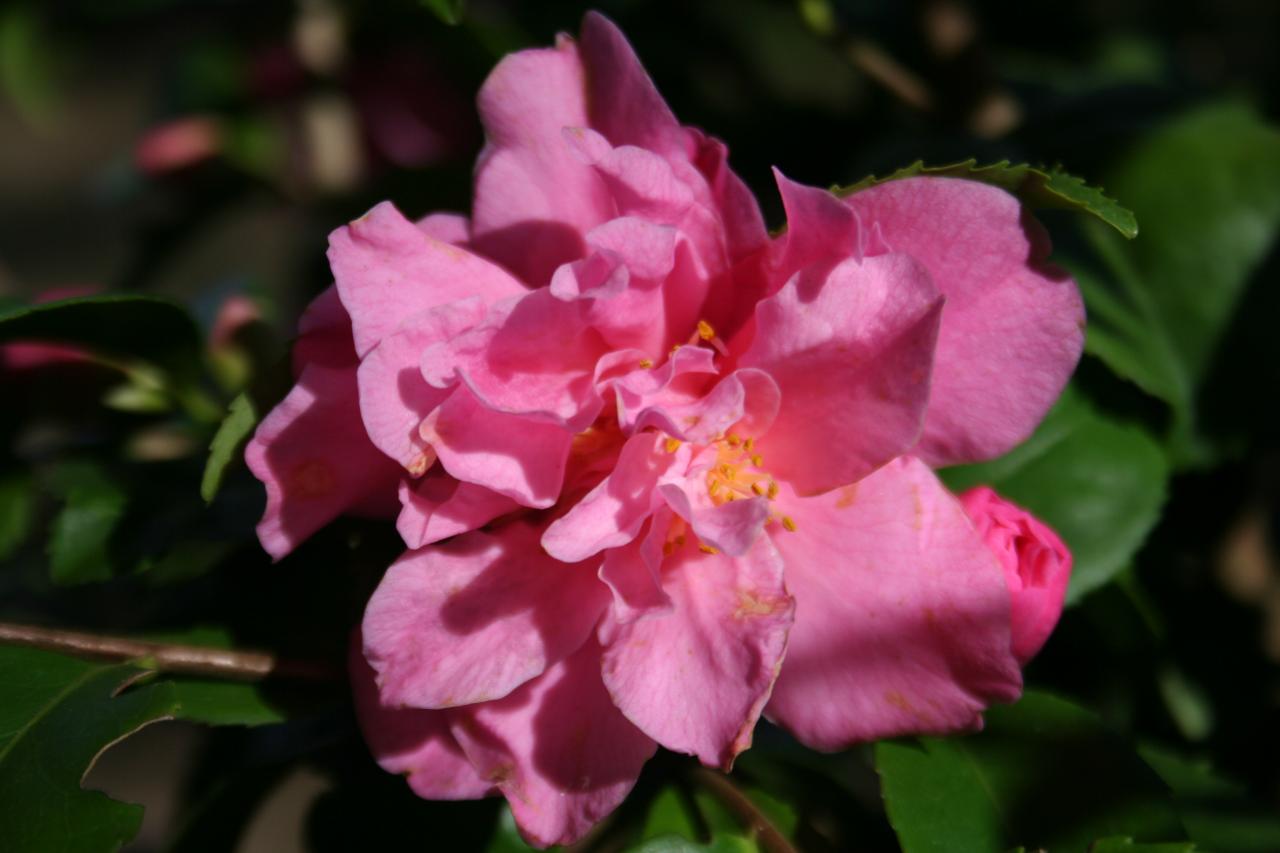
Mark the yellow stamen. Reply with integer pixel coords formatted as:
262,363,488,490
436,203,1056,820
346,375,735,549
719,464,735,480
639,358,653,369
664,437,682,453
697,320,716,340
767,481,779,499
744,437,755,452
750,454,764,468
781,516,797,532
751,481,768,497
671,344,682,354
699,543,719,554
726,433,741,446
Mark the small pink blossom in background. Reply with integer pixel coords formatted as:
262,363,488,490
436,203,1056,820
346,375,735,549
248,11,1083,847
959,486,1073,665
0,286,99,371
134,116,223,176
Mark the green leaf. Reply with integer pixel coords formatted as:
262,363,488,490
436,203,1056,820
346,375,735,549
876,691,1186,853
0,470,34,560
836,160,1137,238
201,392,259,503
941,386,1169,604
1090,838,1197,853
629,835,757,852
642,786,701,841
0,645,181,853
0,295,216,419
47,461,128,585
1071,102,1280,459
421,0,465,25
167,680,288,727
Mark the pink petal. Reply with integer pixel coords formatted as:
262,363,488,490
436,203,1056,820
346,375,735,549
599,533,793,769
349,633,493,800
362,522,610,710
471,36,609,286
396,472,519,549
542,432,680,562
958,486,1073,665
422,289,605,432
357,299,486,472
450,638,657,848
603,345,720,433
688,129,768,262
741,253,943,495
765,457,1023,750
658,479,770,558
419,385,573,509
291,286,357,375
846,178,1084,465
597,511,674,624
415,211,470,245
579,12,686,159
246,363,401,560
633,367,781,445
769,169,861,286
328,201,523,357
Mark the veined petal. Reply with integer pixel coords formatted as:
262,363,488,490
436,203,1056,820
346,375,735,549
600,533,793,769
420,385,572,509
349,633,492,800
846,177,1084,465
328,201,523,357
450,638,657,848
363,522,610,710
741,253,943,495
765,457,1023,750
246,363,400,560
396,473,519,549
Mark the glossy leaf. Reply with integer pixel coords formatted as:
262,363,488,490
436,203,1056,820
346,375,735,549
0,646,181,853
1071,102,1280,460
47,461,127,585
421,0,465,25
941,386,1169,604
0,470,33,560
201,392,259,503
876,691,1186,853
1090,838,1197,853
836,159,1137,238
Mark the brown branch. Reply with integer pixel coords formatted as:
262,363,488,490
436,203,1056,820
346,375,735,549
0,621,337,682
690,766,799,853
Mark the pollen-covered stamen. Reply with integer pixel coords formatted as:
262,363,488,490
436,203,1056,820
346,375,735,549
704,432,775,507
686,318,728,357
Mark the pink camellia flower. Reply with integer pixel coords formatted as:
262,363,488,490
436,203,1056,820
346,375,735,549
958,486,1073,665
247,12,1083,847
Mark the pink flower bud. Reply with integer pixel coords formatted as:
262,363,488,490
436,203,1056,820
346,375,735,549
959,486,1072,664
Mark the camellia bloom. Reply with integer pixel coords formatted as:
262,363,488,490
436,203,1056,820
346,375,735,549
247,11,1083,847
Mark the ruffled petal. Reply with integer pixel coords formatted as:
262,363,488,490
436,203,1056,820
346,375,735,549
396,472,519,549
599,533,793,769
741,253,943,495
765,457,1023,750
349,633,493,800
246,363,400,560
542,432,681,563
362,522,610,710
846,177,1084,465
450,638,657,848
328,201,523,357
419,385,573,509
471,35,609,286
357,298,486,472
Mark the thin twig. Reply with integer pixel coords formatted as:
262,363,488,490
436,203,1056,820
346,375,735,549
0,621,337,682
690,766,799,853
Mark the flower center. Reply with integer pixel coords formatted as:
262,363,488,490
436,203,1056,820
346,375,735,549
705,433,775,506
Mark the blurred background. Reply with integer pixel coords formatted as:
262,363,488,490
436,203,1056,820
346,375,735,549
2,1,1280,851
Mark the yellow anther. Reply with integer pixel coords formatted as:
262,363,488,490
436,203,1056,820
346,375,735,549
751,481,768,497
639,358,654,369
781,515,797,532
664,437,682,453
767,481,779,499
671,344,682,354
744,437,755,452
750,454,764,468
699,543,719,554
726,433,741,446
719,464,735,480
697,320,716,340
